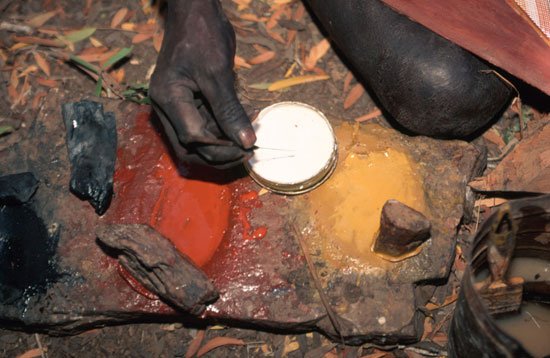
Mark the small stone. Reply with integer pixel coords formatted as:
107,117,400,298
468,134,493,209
372,200,431,259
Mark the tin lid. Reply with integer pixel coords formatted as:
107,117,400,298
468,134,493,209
245,102,337,195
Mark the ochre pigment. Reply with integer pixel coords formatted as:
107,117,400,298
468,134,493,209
304,122,428,268
108,111,231,267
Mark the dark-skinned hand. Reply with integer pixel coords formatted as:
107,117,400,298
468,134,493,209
150,0,256,168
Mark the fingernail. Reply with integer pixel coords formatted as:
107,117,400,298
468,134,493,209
238,127,257,149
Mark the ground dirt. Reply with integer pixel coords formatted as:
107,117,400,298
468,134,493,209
0,0,547,357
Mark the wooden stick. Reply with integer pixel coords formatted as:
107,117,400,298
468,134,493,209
291,223,345,344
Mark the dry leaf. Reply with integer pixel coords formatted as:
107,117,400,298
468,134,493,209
153,31,164,53
111,8,129,28
293,3,306,21
266,5,286,30
16,76,31,106
240,13,262,22
185,330,205,358
425,291,458,311
16,348,45,358
89,37,104,47
10,43,32,51
234,55,251,69
258,188,268,196
18,65,38,78
121,22,136,31
132,33,154,44
344,83,365,109
268,74,330,91
26,10,58,27
483,129,505,148
421,317,434,341
282,336,300,356
252,44,269,54
33,52,51,77
78,48,119,64
267,30,286,44
432,332,448,346
354,109,382,122
37,28,60,36
134,23,156,34
32,91,47,110
79,46,109,56
8,69,19,103
112,68,125,83
196,337,245,357
248,51,276,65
37,77,58,88
233,0,252,11
304,39,330,70
286,29,297,46
474,198,508,208
343,71,353,93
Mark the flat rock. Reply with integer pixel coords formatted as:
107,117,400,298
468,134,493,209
0,96,484,343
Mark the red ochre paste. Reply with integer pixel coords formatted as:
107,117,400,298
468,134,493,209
107,110,232,268
117,264,158,300
234,190,268,241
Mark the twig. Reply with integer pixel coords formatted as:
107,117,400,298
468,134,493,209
0,21,33,34
525,310,541,329
34,333,46,358
0,0,14,12
473,194,484,234
487,137,519,162
427,308,454,341
481,69,524,140
291,223,345,345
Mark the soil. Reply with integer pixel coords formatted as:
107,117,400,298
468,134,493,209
0,0,547,357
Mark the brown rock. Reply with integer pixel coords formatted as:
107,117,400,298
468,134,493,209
372,200,431,260
96,224,218,315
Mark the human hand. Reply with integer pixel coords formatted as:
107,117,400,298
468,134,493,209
150,0,256,168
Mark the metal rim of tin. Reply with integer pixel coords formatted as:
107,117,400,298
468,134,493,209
244,101,338,195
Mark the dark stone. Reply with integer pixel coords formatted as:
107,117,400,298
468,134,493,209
0,172,38,204
0,204,60,305
62,100,117,215
373,200,431,259
96,224,219,315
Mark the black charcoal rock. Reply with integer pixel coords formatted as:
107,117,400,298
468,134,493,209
0,172,39,204
62,100,117,215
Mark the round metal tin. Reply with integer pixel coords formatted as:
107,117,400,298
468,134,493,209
245,102,338,195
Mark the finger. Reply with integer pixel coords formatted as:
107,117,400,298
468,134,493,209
199,71,257,150
151,79,214,145
153,106,238,167
152,102,190,160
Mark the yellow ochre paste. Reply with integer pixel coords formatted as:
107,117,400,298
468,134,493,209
304,122,428,268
